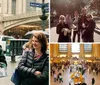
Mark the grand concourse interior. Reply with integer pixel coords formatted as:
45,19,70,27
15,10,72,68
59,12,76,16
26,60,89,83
50,44,100,85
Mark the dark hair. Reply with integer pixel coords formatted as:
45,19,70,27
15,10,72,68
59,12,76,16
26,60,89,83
32,32,48,54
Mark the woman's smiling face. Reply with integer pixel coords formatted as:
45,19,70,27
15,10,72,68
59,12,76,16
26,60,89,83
32,36,42,50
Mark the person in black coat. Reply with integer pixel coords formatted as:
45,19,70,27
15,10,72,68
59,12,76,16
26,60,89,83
56,15,71,42
92,77,95,85
82,14,96,42
17,32,49,85
0,45,7,67
78,8,87,42
72,10,80,42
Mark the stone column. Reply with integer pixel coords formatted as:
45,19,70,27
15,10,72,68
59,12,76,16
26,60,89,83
8,0,12,14
16,0,23,14
22,0,26,13
0,23,3,35
2,0,7,14
0,13,3,35
0,0,2,14
0,0,3,34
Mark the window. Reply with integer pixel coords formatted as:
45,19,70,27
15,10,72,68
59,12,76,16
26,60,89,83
84,44,92,53
12,0,16,14
72,43,80,53
59,44,67,53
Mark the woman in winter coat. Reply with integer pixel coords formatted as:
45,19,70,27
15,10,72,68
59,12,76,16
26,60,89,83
56,15,71,42
17,32,49,85
72,10,80,42
82,14,96,42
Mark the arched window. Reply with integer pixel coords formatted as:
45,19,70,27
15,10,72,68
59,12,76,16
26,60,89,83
84,44,92,53
59,44,67,53
71,43,80,53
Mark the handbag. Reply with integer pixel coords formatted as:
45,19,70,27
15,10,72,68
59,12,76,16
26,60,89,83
11,69,20,85
11,51,29,85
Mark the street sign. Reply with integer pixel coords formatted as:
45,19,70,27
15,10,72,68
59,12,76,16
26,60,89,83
44,3,49,7
30,2,49,8
30,2,42,8
30,2,49,13
45,7,49,13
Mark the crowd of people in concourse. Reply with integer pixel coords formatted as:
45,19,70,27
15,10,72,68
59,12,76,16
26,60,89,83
51,61,100,85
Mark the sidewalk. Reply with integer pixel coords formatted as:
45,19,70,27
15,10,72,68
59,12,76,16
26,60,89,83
0,56,21,85
95,22,100,34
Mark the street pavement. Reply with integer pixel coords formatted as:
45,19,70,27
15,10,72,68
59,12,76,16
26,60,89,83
0,56,21,85
50,23,100,42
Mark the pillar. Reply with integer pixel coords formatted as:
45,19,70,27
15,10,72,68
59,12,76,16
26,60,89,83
16,0,23,14
0,22,3,35
22,0,26,13
2,0,7,14
0,0,3,35
0,0,2,13
8,0,12,14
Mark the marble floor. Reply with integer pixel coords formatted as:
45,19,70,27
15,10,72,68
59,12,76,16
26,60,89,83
50,69,100,85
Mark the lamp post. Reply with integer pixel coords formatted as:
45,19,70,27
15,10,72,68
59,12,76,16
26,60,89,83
40,0,48,31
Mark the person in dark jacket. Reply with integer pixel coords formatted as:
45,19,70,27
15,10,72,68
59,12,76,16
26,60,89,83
92,77,95,85
17,32,49,85
82,14,96,42
0,45,7,67
72,10,80,42
56,15,71,42
78,8,87,42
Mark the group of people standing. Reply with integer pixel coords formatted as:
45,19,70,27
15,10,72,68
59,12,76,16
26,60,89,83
56,8,96,42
